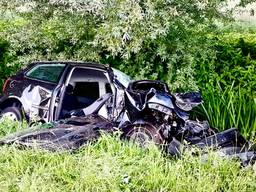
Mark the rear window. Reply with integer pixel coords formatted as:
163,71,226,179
26,64,65,83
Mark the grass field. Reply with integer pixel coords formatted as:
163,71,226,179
0,119,255,192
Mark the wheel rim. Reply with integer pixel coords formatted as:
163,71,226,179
2,112,18,121
129,129,151,146
127,124,162,147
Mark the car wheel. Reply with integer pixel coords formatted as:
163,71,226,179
1,107,23,121
122,123,164,147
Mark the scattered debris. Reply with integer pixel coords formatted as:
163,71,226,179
0,115,115,151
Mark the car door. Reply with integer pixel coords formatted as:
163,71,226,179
22,63,67,122
51,66,114,121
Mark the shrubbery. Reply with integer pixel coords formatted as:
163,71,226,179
196,31,256,96
0,0,223,90
0,38,19,86
193,29,256,136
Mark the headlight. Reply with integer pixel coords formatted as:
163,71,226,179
148,103,173,115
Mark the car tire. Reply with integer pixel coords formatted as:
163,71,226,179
1,107,23,121
122,123,164,147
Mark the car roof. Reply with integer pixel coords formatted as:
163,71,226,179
30,61,110,70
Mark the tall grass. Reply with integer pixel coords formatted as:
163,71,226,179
0,134,255,191
0,119,255,191
0,118,27,137
195,84,256,139
0,118,255,191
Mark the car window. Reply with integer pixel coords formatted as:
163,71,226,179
112,68,132,88
26,64,65,83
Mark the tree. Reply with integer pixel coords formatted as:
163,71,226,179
0,0,231,90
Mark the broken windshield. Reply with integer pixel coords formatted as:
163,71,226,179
112,68,132,88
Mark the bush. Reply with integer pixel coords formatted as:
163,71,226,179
0,0,224,91
194,31,256,136
0,38,19,87
196,34,256,97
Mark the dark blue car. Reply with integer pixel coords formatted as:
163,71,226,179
0,61,131,122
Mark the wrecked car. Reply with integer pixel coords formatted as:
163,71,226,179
0,61,256,165
0,61,206,146
0,61,130,122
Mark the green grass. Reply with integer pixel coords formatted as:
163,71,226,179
194,85,256,139
0,119,255,191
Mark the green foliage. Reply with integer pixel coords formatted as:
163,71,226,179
194,84,256,138
194,30,256,136
0,1,101,81
0,118,27,137
215,39,256,94
0,1,255,136
0,1,254,92
196,32,256,96
0,0,225,91
0,120,255,191
0,39,17,86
